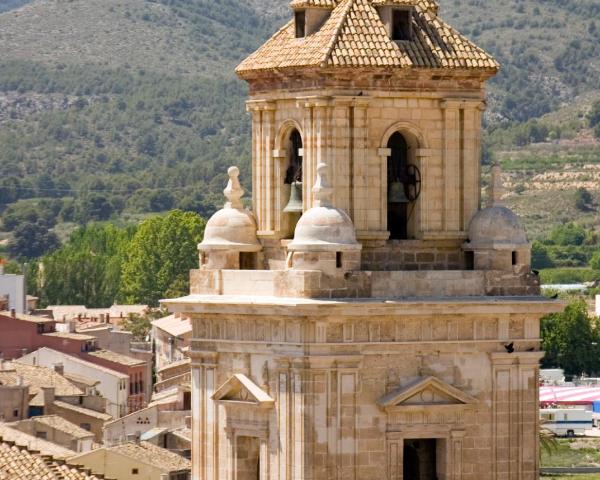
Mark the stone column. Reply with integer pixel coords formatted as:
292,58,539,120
415,148,433,237
490,352,543,480
189,350,218,480
461,101,485,229
352,99,370,233
331,97,353,213
247,100,277,237
441,100,462,234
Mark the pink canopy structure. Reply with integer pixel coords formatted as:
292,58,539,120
540,386,600,406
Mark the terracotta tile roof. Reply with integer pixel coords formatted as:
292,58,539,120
0,311,54,324
0,438,103,480
0,424,75,460
30,416,95,440
87,349,145,367
152,314,192,338
53,401,113,422
43,331,97,341
236,0,497,74
156,358,190,375
105,441,190,472
290,0,337,7
0,362,83,397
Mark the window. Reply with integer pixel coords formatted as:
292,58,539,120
132,468,139,475
392,9,411,41
295,10,306,38
512,251,518,266
80,423,91,431
13,409,19,418
36,431,48,439
336,252,343,269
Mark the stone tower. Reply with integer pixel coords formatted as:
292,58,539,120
163,1,563,479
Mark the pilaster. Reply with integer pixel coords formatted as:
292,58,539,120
189,350,218,480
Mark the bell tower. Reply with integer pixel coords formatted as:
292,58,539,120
165,2,565,480
237,0,498,270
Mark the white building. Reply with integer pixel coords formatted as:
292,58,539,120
0,268,25,314
18,348,129,418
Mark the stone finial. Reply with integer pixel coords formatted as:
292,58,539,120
313,163,333,207
224,166,244,209
488,164,505,207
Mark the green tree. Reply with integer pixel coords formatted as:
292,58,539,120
8,222,60,259
531,241,554,269
541,300,599,377
548,223,587,246
590,251,600,270
589,98,600,128
574,187,593,211
120,210,205,306
34,223,135,307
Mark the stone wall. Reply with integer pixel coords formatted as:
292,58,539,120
186,302,553,480
189,267,541,299
247,80,485,260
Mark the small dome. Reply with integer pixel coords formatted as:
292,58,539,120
467,205,528,248
199,167,261,252
467,164,529,249
288,163,360,252
289,206,359,252
201,208,261,252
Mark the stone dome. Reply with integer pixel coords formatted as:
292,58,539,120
199,167,261,252
288,205,360,252
288,163,361,252
466,164,528,249
467,205,528,248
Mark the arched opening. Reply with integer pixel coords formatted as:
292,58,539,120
285,129,303,184
387,132,409,240
281,128,303,239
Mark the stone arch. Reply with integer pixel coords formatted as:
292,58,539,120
275,120,305,239
380,121,427,151
379,121,428,240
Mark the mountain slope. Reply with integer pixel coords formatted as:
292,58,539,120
0,0,598,245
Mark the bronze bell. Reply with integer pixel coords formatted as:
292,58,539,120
283,181,303,213
388,181,409,204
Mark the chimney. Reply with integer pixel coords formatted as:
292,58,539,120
16,375,23,386
41,386,55,407
185,415,191,429
54,363,64,376
11,309,16,319
21,348,27,357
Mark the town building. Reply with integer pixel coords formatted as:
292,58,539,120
47,304,149,327
0,310,57,359
162,1,565,479
0,422,77,460
152,314,191,372
0,262,25,314
7,415,95,453
18,347,130,419
70,440,191,480
0,358,113,441
0,429,105,480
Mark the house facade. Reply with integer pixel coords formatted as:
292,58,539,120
164,1,564,479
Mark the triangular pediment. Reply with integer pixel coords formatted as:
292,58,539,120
378,377,477,411
212,374,274,409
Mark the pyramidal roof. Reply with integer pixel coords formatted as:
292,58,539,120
236,0,498,75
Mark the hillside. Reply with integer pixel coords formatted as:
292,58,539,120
0,0,599,261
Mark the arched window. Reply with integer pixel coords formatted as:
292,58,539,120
387,132,409,240
285,129,303,185
281,128,303,239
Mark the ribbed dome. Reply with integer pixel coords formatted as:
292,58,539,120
200,208,261,251
466,164,528,249
288,163,361,252
467,205,528,248
288,205,359,251
199,167,261,252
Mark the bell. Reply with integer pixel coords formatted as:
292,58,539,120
283,181,303,213
388,181,409,204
